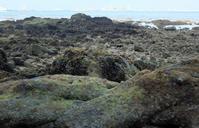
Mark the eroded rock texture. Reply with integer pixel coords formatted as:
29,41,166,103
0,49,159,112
0,58,198,128
0,14,198,128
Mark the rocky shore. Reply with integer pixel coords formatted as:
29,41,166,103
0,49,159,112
0,13,198,128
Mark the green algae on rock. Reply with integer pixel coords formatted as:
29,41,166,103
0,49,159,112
0,14,199,128
0,58,198,128
0,75,119,128
54,58,199,128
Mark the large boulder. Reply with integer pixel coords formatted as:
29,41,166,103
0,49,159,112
99,55,129,82
54,58,199,128
70,13,92,22
48,48,134,82
0,58,198,128
0,75,119,128
0,49,13,72
49,48,89,76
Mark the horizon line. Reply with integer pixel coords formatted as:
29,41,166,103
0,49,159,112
1,9,199,12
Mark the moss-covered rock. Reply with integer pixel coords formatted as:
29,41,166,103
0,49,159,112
49,48,89,75
49,48,134,82
0,58,198,128
54,58,199,128
0,75,118,128
23,17,59,26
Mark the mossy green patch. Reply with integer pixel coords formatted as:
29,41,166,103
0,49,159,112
0,94,15,100
0,75,118,102
49,99,76,109
23,18,59,26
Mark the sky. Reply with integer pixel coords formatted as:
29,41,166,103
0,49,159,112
0,0,198,11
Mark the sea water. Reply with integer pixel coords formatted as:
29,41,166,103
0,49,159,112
0,10,199,21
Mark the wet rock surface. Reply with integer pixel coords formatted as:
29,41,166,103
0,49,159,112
0,14,199,128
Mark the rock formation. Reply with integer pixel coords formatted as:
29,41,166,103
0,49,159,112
0,14,198,128
0,58,198,128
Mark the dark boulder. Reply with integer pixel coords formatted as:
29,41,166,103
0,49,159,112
0,49,13,72
0,49,7,62
49,48,89,76
99,55,128,82
49,48,134,82
48,48,134,82
70,13,92,22
92,17,113,25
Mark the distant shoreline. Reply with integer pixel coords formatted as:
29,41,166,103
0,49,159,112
1,11,199,30
1,10,199,22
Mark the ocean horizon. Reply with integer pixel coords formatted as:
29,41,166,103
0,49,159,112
1,10,199,21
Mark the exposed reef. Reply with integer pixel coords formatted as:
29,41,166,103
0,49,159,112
0,13,198,128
